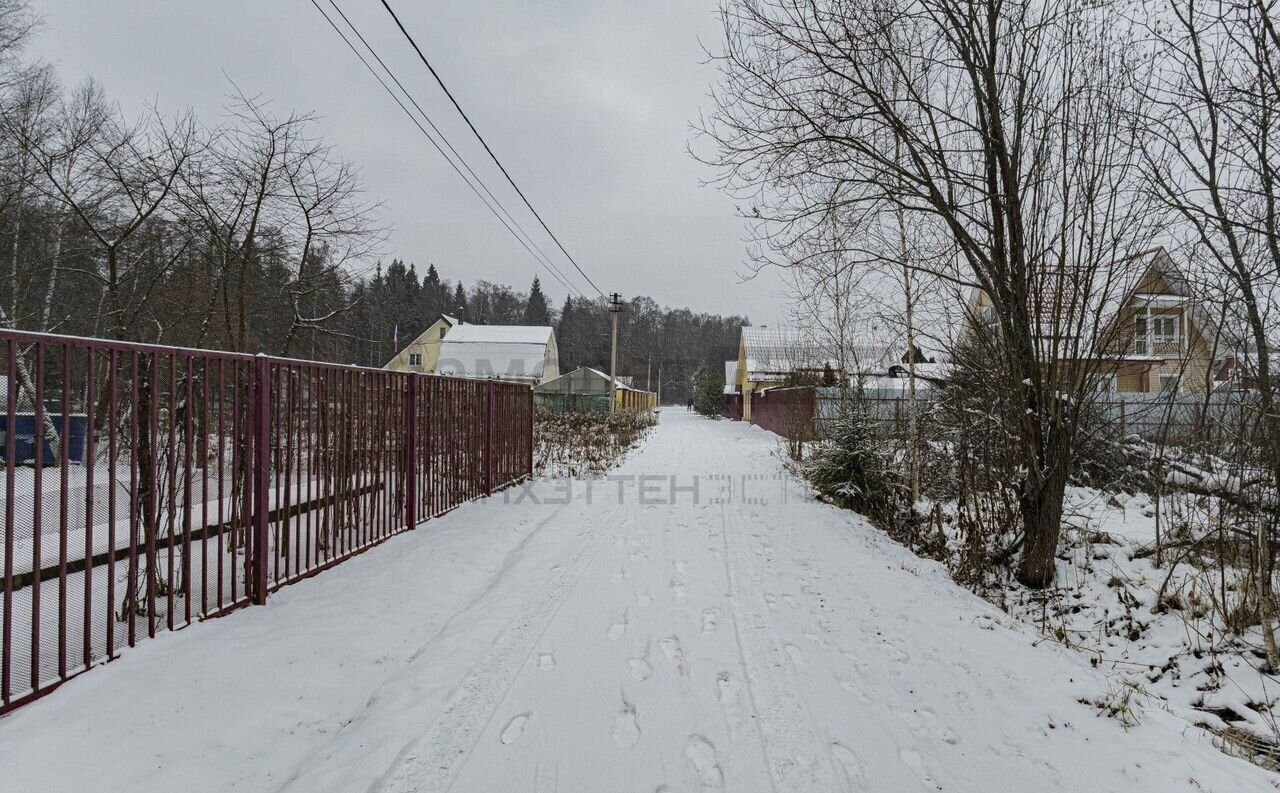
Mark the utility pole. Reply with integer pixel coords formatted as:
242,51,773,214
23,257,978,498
608,293,624,413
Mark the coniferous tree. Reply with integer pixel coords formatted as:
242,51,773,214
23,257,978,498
524,276,551,325
452,282,468,322
420,263,448,321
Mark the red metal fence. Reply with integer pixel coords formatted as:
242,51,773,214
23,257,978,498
0,329,533,714
748,387,816,439
723,393,742,421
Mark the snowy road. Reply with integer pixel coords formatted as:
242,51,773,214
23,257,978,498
0,411,1272,791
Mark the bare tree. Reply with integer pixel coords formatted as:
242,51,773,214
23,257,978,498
1140,0,1280,668
277,122,381,356
701,0,1164,586
31,89,199,340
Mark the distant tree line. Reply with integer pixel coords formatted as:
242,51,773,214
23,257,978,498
359,260,745,404
0,1,744,404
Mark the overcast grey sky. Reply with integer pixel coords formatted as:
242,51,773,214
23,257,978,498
28,0,789,323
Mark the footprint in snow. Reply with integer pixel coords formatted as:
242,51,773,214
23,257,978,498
701,607,719,634
831,741,867,787
500,713,530,745
784,644,804,666
717,672,741,707
636,590,653,607
673,559,688,574
879,640,910,664
629,656,653,681
684,734,724,790
716,672,747,735
914,706,960,746
538,652,556,671
671,581,688,603
607,613,628,641
803,631,828,648
613,699,641,749
898,748,938,788
660,635,688,676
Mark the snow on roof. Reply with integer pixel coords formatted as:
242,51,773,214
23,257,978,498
435,325,553,381
443,324,553,344
576,367,647,392
741,326,899,380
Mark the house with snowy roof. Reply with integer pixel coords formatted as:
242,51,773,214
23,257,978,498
966,247,1223,394
385,316,559,386
733,325,904,420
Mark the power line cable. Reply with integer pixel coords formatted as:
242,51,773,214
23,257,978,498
379,0,606,298
308,0,583,299
322,0,583,299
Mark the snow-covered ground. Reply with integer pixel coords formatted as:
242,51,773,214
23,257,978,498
996,486,1280,764
0,411,1273,791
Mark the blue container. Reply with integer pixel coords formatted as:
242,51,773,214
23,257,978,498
0,413,88,465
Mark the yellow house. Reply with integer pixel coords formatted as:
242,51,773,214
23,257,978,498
968,247,1222,394
614,380,658,413
384,315,457,373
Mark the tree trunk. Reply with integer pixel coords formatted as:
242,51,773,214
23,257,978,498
1017,435,1070,588
37,219,63,332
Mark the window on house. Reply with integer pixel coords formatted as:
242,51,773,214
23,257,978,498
1132,315,1148,353
439,327,446,339
408,353,422,367
1152,316,1179,342
1158,373,1180,392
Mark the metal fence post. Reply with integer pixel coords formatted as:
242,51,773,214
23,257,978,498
484,381,495,495
251,355,271,605
404,374,418,529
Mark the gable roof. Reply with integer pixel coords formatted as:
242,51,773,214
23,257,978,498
435,324,554,381
965,247,1225,357
533,365,651,394
741,325,900,380
1084,247,1226,355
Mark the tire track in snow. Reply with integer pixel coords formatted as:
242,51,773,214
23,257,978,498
712,436,838,793
372,499,631,793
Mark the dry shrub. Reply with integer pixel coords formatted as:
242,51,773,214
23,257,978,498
533,408,657,478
